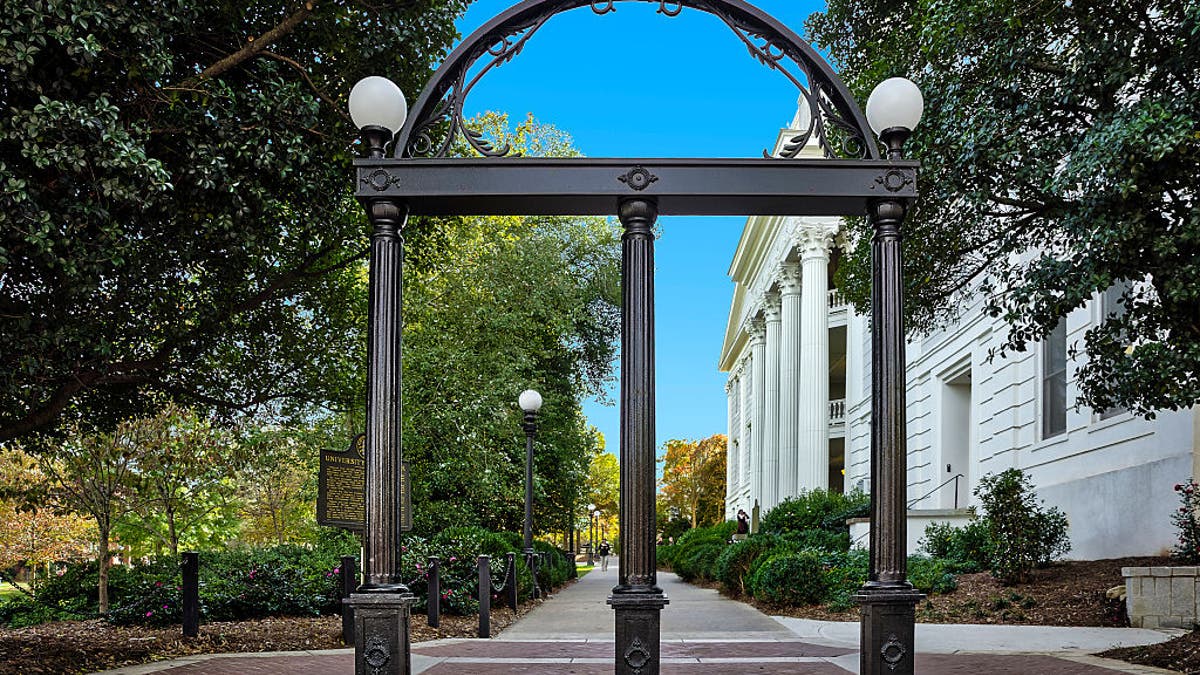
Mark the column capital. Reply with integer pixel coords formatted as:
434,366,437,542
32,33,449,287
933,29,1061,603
724,378,735,394
748,316,766,344
778,262,802,295
763,291,782,322
796,222,839,261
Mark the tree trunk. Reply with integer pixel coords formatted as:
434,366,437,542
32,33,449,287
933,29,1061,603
167,506,179,556
98,525,111,614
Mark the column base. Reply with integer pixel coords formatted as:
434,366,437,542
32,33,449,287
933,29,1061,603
854,583,923,675
608,589,669,675
346,592,415,675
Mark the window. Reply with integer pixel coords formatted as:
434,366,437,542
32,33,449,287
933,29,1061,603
1042,320,1067,438
1098,282,1132,420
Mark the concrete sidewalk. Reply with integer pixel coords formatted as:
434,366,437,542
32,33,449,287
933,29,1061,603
96,564,1185,674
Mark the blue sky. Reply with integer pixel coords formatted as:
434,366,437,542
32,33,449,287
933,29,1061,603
450,0,827,458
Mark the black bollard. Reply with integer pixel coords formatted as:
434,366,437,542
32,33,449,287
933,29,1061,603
505,552,518,611
340,556,356,644
427,556,440,628
478,555,491,638
181,551,199,638
530,552,540,600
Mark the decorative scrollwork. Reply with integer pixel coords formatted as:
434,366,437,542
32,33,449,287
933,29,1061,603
881,634,907,670
364,636,391,675
397,0,876,160
618,166,659,191
361,169,401,191
623,636,652,673
657,0,684,16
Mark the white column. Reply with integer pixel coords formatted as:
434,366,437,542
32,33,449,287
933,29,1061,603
749,316,766,510
729,370,741,499
725,379,736,518
797,224,838,491
762,292,782,510
739,358,752,504
777,262,803,502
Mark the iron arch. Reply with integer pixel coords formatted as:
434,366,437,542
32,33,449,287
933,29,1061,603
394,0,879,160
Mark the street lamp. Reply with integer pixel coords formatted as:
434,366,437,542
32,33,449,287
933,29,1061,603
347,74,414,675
592,508,602,563
586,502,597,563
518,389,542,559
854,76,925,675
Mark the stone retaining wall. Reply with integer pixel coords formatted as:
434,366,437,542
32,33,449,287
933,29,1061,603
1122,566,1199,629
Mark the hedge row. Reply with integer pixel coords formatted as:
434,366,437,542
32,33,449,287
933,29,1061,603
0,526,574,628
659,490,956,611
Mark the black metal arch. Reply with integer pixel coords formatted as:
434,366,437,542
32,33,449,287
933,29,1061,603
394,0,879,160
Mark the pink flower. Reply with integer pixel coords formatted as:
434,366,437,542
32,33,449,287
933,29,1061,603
145,611,153,617
333,567,341,574
155,581,163,587
162,604,168,610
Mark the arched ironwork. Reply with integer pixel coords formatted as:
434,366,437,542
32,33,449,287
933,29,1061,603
394,0,879,160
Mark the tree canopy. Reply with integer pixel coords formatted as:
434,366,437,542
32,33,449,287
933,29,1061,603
0,0,466,441
809,0,1200,416
658,434,727,528
400,113,622,537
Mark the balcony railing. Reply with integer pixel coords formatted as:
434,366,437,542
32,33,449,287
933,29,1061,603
829,398,846,422
828,288,847,309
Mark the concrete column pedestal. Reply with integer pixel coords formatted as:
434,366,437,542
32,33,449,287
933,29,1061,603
346,592,415,675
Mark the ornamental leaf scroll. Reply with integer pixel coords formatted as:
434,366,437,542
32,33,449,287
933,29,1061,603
399,0,874,160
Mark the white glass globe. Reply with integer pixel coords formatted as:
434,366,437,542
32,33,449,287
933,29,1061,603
865,77,924,135
518,389,543,413
588,503,596,511
348,76,408,132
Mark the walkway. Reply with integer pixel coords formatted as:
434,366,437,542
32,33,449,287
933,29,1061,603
97,562,1184,674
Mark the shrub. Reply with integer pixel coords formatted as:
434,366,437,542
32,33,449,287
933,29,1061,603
974,469,1071,584
919,519,992,573
713,535,786,596
670,522,735,582
1172,479,1200,563
906,555,958,594
820,549,870,611
749,551,826,605
785,529,851,553
760,489,869,537
656,544,678,570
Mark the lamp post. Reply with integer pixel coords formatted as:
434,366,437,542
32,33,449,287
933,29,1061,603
592,509,602,562
854,76,925,675
518,389,542,557
351,6,921,669
587,502,596,563
347,75,414,675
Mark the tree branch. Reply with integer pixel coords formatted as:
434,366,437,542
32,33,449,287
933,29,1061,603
185,2,316,85
262,51,350,123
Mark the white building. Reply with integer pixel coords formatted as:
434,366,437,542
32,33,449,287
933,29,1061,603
720,103,1199,560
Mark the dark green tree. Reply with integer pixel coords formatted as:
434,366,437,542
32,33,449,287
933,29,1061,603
0,0,465,441
808,0,1200,416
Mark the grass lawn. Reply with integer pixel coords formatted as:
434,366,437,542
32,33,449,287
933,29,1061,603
575,564,595,577
0,581,30,600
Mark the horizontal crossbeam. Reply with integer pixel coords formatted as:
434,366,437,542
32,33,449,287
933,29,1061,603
355,158,917,216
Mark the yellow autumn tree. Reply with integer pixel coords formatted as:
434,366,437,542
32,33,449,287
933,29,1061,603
658,434,727,528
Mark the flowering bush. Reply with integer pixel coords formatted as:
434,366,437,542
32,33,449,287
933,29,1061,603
1172,479,1200,563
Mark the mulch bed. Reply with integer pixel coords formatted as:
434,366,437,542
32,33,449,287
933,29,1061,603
715,556,1200,673
0,601,540,675
757,556,1168,627
1099,629,1200,674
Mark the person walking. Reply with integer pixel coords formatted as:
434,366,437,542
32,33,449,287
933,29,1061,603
598,540,612,572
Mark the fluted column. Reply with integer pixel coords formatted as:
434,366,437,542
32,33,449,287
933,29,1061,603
762,292,782,509
777,262,802,501
724,379,736,518
738,358,752,502
749,316,766,509
609,198,667,675
797,224,838,491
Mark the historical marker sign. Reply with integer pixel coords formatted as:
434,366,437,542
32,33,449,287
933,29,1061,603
318,434,412,531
